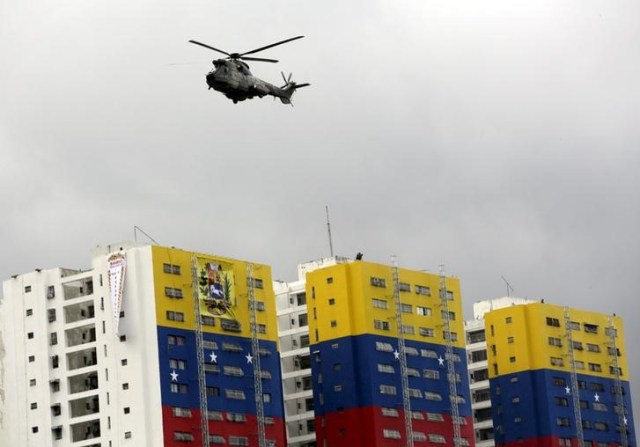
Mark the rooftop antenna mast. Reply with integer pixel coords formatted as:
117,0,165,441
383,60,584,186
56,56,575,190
133,226,159,245
501,276,514,297
325,206,334,257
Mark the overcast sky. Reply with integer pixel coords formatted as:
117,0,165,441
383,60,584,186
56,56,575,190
1,0,638,437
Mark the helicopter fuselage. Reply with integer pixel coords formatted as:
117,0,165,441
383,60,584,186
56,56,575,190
206,59,284,103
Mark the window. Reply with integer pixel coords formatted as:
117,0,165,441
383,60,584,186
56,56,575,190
593,402,607,412
169,359,187,370
330,320,337,328
163,384,187,400
247,277,263,289
326,277,333,284
507,336,514,344
590,382,604,392
164,287,183,299
50,332,57,345
374,320,390,331
443,330,458,341
419,327,434,337
401,325,414,335
441,310,455,320
509,356,516,363
608,346,621,356
222,342,242,352
166,311,185,322
163,263,181,275
428,434,446,444
225,389,246,400
124,407,130,414
27,332,34,339
30,378,36,386
25,285,32,293
546,317,560,327
505,316,512,323
584,323,598,334
223,366,244,377
121,359,128,366
553,376,567,387
425,391,442,401
404,346,419,356
399,282,411,292
383,429,401,439
589,363,602,372
30,402,38,409
32,426,39,433
557,417,571,427
47,285,55,299
416,306,431,316
328,298,335,305
207,411,224,420
551,357,564,367
47,309,56,322
427,412,444,422
594,421,608,431
206,387,220,396
379,384,397,395
209,435,225,444
421,348,437,358
168,335,186,345
229,436,249,446
548,337,563,347
572,340,583,350
173,431,194,441
574,360,584,370
381,407,399,417
376,341,393,352
555,397,569,406
26,309,33,316
415,285,431,296
370,277,386,288
610,366,623,376
568,321,580,330
201,316,215,326
377,363,395,374
123,383,129,390
401,303,412,313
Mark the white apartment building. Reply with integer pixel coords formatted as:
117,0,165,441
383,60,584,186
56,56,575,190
465,297,535,447
273,257,349,447
0,241,165,447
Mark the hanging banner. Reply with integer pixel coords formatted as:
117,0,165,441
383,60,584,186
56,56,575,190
107,252,127,335
196,258,237,320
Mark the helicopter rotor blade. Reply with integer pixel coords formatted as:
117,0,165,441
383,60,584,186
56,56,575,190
294,83,310,88
239,35,304,57
239,56,279,63
188,40,230,57
281,72,288,84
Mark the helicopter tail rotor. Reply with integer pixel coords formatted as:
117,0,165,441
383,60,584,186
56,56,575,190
278,73,310,105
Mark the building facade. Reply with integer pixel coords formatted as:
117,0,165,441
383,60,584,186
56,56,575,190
485,302,636,447
273,257,349,447
0,242,285,447
465,297,536,447
306,260,475,447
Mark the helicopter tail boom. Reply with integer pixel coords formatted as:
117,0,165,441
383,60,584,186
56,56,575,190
277,73,310,104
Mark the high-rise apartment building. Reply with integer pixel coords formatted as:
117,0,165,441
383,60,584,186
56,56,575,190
465,297,535,447
274,257,349,447
485,302,636,447
0,242,285,447
306,260,475,447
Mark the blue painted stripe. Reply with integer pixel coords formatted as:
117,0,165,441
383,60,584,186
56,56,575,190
310,334,472,417
490,369,635,444
157,325,284,418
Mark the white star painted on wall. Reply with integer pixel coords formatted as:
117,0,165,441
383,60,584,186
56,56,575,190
565,386,571,395
209,351,217,363
170,370,179,382
393,350,400,360
624,416,628,426
246,353,253,364
438,356,445,367
594,393,600,402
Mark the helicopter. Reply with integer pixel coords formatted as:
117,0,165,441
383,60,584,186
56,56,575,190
188,36,310,104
